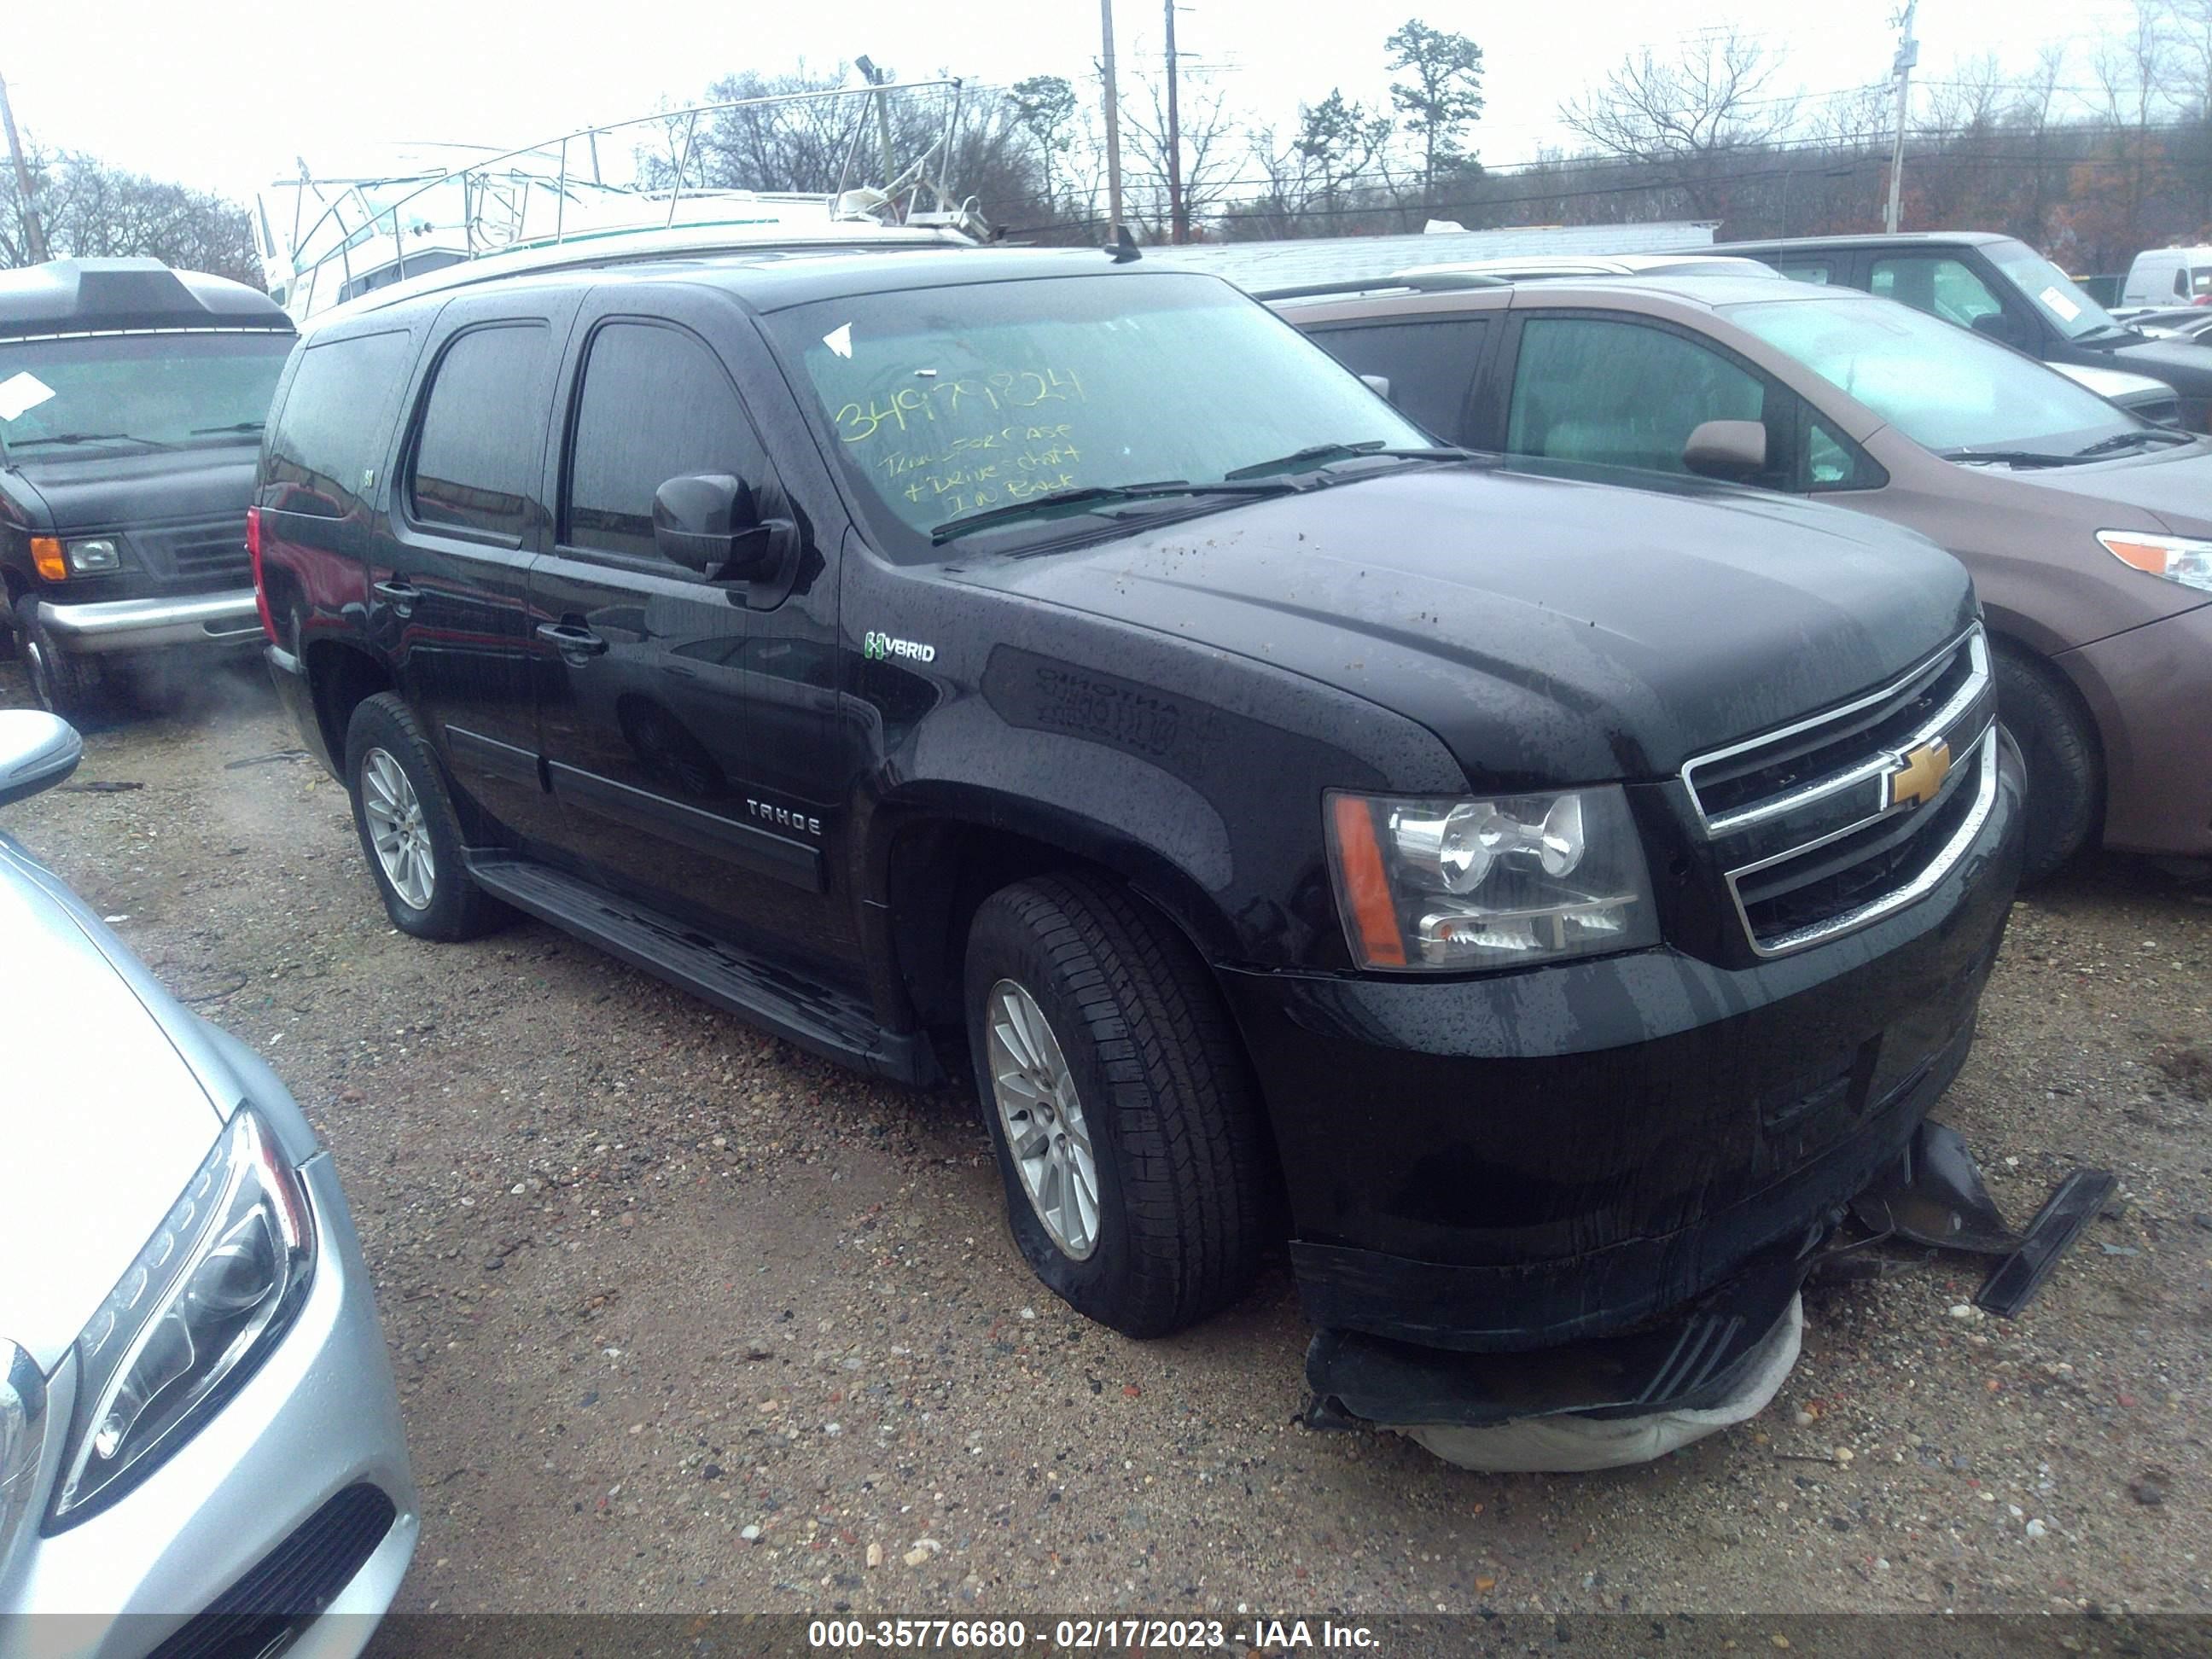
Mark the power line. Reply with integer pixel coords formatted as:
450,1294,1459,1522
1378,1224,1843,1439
1006,128,2200,236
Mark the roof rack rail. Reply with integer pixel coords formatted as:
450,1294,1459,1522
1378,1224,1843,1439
1251,271,1510,302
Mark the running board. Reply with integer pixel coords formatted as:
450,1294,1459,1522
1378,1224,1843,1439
464,855,935,1085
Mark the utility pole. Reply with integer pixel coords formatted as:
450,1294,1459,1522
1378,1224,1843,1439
1099,0,1125,234
0,66,49,264
1163,0,1187,243
1884,0,1919,234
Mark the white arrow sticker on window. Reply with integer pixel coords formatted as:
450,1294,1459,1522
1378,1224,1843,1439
823,323,853,359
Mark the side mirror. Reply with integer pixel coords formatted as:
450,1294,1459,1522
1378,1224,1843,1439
1682,419,1767,482
1970,311,2029,351
0,711,83,808
652,474,791,581
1359,372,1394,402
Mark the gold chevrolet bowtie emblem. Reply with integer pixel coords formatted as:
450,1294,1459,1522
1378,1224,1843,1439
1889,739,1953,809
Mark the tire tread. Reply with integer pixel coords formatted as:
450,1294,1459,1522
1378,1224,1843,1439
971,873,1268,1336
1993,644,2100,885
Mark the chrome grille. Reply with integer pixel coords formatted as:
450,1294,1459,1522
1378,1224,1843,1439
1684,627,2000,957
133,517,249,582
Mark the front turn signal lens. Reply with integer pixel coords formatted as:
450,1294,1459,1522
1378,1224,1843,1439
29,537,66,581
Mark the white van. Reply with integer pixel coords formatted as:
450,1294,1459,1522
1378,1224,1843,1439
2121,245,2212,307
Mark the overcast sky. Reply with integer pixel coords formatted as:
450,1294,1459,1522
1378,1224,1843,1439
4,0,2164,205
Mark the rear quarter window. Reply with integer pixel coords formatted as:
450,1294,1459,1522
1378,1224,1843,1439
264,329,416,519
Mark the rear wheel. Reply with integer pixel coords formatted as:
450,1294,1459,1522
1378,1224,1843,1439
964,873,1269,1337
1994,645,2100,885
342,692,509,940
15,597,95,720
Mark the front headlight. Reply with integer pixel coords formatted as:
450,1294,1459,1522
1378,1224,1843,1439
1325,785,1661,970
1,1342,45,1551
2097,530,2212,593
46,1109,314,1530
64,538,122,574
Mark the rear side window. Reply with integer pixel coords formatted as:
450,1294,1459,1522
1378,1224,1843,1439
265,329,414,518
563,322,768,561
410,323,552,540
1305,319,1488,443
1777,261,1831,285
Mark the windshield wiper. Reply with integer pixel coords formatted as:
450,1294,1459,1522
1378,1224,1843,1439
189,421,265,435
1937,447,2078,469
1223,440,1474,480
929,480,1295,545
2074,428,2192,457
9,430,173,451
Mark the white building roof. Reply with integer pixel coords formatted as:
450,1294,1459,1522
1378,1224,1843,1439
1138,221,1721,293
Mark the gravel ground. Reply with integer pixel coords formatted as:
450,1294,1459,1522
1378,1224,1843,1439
6,663,2210,1622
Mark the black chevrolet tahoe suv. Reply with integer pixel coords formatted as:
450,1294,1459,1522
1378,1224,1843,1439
2,258,295,714
254,245,2025,1433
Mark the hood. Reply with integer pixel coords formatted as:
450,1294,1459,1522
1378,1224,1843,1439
2103,335,2212,393
968,461,1976,784
1982,439,2212,540
0,837,222,1373
2,445,258,534
2049,361,2173,402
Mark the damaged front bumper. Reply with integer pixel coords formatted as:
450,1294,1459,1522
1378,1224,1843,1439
1306,1120,2113,1445
1242,731,2106,1455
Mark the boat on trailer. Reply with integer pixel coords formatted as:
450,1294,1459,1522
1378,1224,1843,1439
254,78,985,322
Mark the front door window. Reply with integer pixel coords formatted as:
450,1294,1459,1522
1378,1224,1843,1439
1505,316,1780,485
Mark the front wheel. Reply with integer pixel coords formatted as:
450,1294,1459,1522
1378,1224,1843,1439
964,874,1270,1337
1994,646,2101,885
343,692,509,940
15,597,95,719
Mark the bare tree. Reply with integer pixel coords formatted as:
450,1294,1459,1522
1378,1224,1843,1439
1120,67,1241,237
641,62,1062,236
2069,0,2181,262
1558,31,1796,218
0,146,259,283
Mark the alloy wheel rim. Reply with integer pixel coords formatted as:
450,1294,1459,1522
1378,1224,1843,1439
986,978,1101,1260
361,747,436,910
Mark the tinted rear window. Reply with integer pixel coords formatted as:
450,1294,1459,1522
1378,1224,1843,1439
410,323,552,540
264,329,415,519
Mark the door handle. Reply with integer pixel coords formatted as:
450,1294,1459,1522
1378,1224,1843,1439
536,621,609,657
372,578,420,615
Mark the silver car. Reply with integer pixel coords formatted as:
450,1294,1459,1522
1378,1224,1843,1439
0,712,416,1656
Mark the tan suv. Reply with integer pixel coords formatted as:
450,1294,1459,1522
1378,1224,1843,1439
1272,270,2212,881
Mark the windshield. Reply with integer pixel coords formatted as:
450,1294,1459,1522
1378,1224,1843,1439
1986,240,2128,341
1728,294,2145,456
0,330,294,462
765,271,1434,554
